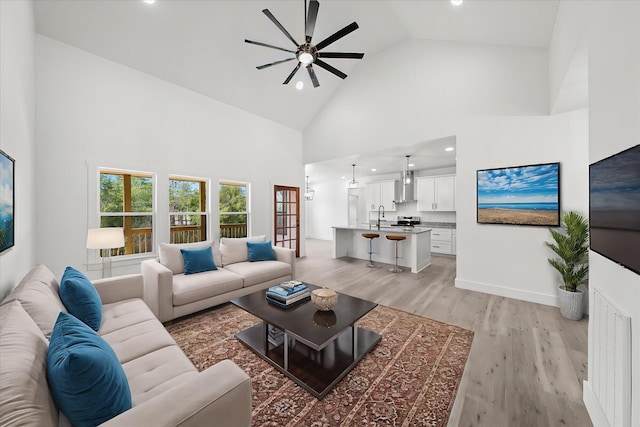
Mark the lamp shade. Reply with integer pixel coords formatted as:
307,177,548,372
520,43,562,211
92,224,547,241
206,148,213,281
86,228,125,250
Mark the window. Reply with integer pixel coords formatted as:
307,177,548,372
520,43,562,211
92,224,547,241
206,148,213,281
219,181,248,238
169,177,208,243
99,170,153,255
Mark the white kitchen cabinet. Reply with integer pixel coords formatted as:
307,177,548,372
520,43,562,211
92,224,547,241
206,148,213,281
366,180,397,211
416,175,455,212
430,228,453,255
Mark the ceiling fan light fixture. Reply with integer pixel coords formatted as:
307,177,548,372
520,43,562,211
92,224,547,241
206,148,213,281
298,52,314,65
246,0,363,88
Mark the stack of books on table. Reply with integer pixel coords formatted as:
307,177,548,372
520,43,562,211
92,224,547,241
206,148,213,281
266,325,295,347
267,325,284,346
266,281,310,308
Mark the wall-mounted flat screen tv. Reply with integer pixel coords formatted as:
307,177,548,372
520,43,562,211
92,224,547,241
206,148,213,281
589,144,640,275
0,149,14,254
477,162,560,226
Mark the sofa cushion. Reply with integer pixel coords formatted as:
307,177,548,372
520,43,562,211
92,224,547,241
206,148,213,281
247,241,276,262
100,298,161,336
47,312,132,427
100,317,178,364
0,264,67,338
159,241,222,275
0,301,58,427
219,235,266,266
122,345,198,406
60,266,102,331
181,246,217,275
172,269,244,306
223,260,292,288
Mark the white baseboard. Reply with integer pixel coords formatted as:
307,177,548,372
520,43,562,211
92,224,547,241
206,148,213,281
583,380,610,427
455,278,559,307
306,235,332,241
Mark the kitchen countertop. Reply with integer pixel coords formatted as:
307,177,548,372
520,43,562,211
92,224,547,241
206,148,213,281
332,225,432,234
419,222,456,229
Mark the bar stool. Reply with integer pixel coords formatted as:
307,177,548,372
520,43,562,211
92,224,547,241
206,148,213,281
361,233,380,268
385,234,406,273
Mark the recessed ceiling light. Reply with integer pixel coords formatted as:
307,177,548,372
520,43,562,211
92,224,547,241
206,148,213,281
451,0,463,6
143,0,156,4
445,147,454,152
408,163,415,167
341,176,346,179
371,168,377,172
295,81,304,90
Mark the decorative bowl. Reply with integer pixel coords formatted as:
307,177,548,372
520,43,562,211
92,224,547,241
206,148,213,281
311,288,338,311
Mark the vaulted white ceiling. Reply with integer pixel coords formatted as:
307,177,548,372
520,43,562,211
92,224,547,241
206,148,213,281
34,0,560,133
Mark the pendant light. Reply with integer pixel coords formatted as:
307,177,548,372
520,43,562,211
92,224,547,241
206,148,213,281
403,155,414,184
304,176,315,200
348,164,359,188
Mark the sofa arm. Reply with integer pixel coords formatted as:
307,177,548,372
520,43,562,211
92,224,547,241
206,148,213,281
141,259,174,323
273,246,296,278
93,274,143,304
100,360,252,427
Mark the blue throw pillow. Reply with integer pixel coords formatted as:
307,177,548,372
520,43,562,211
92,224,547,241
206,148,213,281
60,266,102,331
181,246,217,275
47,312,132,427
247,241,276,262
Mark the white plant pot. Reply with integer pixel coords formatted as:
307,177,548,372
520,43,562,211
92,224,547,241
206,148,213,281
558,286,584,320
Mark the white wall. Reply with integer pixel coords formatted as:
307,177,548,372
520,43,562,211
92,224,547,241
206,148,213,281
583,2,640,426
455,111,588,306
304,38,549,163
549,0,589,113
0,0,36,300
36,36,303,280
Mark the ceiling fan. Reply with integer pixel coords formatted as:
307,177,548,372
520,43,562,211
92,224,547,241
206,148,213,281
244,0,364,88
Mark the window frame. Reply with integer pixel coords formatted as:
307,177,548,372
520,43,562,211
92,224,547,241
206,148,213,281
90,167,156,266
219,180,250,239
168,175,210,243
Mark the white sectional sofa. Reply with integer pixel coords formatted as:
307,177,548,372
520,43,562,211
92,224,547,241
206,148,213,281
0,265,252,427
141,236,295,323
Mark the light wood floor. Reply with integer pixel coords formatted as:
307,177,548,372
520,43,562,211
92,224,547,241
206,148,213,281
295,239,592,427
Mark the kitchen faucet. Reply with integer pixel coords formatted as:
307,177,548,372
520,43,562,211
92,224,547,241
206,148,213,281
376,205,385,230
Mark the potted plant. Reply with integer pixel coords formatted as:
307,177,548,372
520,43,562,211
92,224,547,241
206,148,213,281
545,211,589,320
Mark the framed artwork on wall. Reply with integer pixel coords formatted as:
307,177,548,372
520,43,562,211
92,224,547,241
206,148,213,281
477,162,560,226
0,149,15,253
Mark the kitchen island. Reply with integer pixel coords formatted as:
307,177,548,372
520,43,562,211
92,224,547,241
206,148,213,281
332,226,432,273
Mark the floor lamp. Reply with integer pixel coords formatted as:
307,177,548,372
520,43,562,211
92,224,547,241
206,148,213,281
86,228,125,278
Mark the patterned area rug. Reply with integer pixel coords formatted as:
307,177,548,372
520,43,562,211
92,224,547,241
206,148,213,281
166,303,473,427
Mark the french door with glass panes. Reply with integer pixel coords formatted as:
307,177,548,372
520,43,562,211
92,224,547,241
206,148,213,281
274,186,300,257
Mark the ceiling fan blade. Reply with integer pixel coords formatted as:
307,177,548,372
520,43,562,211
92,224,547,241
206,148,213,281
314,59,347,79
245,39,296,54
317,52,365,59
307,65,320,88
315,22,359,51
257,57,296,70
262,8,299,47
305,0,320,43
283,62,302,84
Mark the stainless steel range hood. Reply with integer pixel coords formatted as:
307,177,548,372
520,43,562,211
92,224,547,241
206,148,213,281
395,170,415,203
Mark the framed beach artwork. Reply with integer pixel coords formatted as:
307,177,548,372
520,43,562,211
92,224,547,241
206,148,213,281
0,149,15,253
477,162,560,226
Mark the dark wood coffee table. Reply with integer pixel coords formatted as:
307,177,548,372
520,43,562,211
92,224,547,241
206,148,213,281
230,284,380,399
